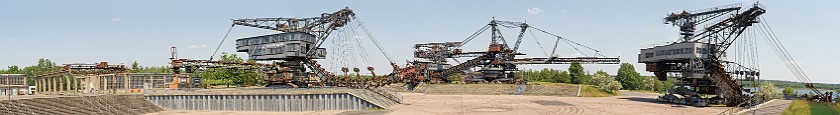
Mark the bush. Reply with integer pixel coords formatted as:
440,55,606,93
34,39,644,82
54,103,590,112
761,81,783,99
590,70,622,91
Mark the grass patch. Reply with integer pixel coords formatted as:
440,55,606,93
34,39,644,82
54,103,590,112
783,100,840,115
580,85,619,97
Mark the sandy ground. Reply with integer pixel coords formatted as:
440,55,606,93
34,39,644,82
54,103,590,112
146,110,349,115
385,92,730,115
146,91,731,115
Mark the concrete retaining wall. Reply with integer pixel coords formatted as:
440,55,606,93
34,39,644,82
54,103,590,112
146,94,381,112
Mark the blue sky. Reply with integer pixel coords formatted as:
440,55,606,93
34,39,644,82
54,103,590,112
1,0,838,83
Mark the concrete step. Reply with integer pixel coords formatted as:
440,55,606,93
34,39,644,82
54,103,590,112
31,98,83,114
17,99,62,115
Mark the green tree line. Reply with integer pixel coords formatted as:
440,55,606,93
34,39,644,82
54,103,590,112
515,63,675,92
0,58,63,85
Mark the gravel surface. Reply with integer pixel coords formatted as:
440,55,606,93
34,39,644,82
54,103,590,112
386,92,730,115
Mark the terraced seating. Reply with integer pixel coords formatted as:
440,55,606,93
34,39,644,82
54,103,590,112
0,94,164,115
29,98,81,114
17,99,59,115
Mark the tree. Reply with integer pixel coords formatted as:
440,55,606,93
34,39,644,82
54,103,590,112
22,58,62,85
760,81,783,99
640,76,656,91
652,77,664,92
5,66,21,74
616,63,643,90
590,70,622,91
515,69,570,83
783,86,795,95
558,71,571,83
131,61,141,73
200,52,264,87
569,62,584,84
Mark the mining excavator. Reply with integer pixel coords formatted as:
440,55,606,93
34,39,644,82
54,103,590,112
397,19,619,87
641,2,831,106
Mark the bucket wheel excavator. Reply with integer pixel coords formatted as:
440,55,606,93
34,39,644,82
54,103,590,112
397,19,619,87
171,7,400,88
641,2,830,106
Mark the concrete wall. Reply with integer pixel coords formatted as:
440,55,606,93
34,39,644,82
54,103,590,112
146,94,380,112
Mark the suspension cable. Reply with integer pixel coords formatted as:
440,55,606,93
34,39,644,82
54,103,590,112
355,18,395,63
210,25,235,61
528,29,549,56
457,25,491,48
530,26,606,57
756,17,811,83
350,21,372,67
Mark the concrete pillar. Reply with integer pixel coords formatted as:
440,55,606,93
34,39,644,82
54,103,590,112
41,78,46,93
103,76,108,90
59,76,64,92
66,75,72,92
93,75,100,91
41,78,45,93
88,76,95,91
149,75,153,89
81,77,89,93
124,73,130,90
53,77,58,93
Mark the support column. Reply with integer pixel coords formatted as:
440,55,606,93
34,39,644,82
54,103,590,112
66,75,71,92
51,77,56,94
102,77,108,91
124,73,130,90
41,78,46,93
107,75,112,90
81,77,89,93
59,77,64,92
92,75,100,92
149,75,154,89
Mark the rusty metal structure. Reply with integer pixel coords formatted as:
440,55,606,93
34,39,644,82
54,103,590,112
397,19,620,85
171,7,400,88
639,2,826,106
641,3,765,107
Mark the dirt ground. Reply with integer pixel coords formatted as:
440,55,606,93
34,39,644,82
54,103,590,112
384,92,730,115
147,91,731,115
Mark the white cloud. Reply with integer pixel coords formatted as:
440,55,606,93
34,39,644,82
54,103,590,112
111,17,122,22
188,44,207,49
6,38,15,41
528,7,543,15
